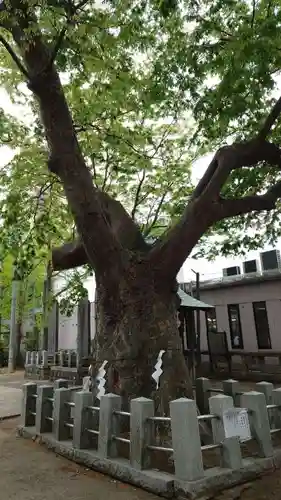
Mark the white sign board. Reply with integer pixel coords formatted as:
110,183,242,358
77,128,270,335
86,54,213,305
223,408,251,442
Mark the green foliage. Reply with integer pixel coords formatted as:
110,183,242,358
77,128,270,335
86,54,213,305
0,0,281,282
0,254,45,345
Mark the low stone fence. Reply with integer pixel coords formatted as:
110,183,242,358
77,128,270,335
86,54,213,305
18,379,281,498
24,350,85,383
25,350,50,380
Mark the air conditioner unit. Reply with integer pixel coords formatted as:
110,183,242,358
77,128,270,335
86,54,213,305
242,259,259,274
222,266,241,277
260,250,281,272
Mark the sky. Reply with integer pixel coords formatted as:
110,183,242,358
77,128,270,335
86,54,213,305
0,86,280,288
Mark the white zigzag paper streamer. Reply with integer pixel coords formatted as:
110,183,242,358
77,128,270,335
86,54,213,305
96,360,108,400
151,350,165,390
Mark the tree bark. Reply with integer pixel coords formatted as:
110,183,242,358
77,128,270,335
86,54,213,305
91,262,192,414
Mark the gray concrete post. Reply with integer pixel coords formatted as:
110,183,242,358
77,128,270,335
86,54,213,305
36,385,54,434
195,377,211,414
221,436,243,469
209,394,234,443
36,351,40,365
98,393,121,459
42,350,48,367
130,397,154,470
53,379,69,390
21,383,37,427
170,397,204,481
25,351,30,366
59,351,64,366
222,379,241,406
257,381,274,429
256,381,273,404
73,391,94,449
272,388,281,430
240,391,273,458
31,351,36,366
53,387,72,441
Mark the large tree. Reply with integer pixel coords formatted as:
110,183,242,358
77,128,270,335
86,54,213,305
2,0,281,411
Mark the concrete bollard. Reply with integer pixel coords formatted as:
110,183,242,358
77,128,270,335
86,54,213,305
195,377,211,415
98,393,121,459
30,351,36,366
240,391,273,458
209,394,234,443
222,379,242,406
257,381,274,429
130,397,154,470
53,387,72,441
170,398,204,481
21,383,37,427
73,391,94,449
54,379,69,390
36,385,54,434
221,436,243,469
59,351,64,367
42,350,48,368
256,381,273,404
25,351,30,366
272,388,281,430
36,351,40,366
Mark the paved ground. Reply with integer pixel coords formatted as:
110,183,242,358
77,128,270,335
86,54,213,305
0,418,159,500
0,371,25,419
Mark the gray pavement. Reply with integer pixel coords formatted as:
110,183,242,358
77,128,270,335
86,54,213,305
0,418,159,500
0,371,25,419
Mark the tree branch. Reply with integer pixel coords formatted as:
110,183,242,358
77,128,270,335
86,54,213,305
46,25,68,71
3,1,132,282
52,190,148,270
218,180,281,219
131,170,146,221
258,95,281,140
150,92,281,281
0,34,29,77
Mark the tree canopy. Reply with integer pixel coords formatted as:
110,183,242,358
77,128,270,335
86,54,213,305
0,0,281,277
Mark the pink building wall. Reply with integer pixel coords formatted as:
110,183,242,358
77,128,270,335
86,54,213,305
199,280,281,352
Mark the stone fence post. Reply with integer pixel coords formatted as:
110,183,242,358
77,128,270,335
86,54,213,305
170,397,204,481
54,379,69,390
222,379,242,406
42,350,48,368
98,393,121,459
36,385,54,434
30,351,36,366
272,388,281,429
256,381,273,404
25,351,30,366
130,397,154,470
240,391,273,458
21,382,37,426
53,387,72,441
209,394,234,443
73,391,94,449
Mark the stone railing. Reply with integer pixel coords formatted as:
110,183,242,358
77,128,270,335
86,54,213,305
24,350,50,380
24,350,86,383
18,379,281,498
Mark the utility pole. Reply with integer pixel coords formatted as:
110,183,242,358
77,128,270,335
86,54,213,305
8,265,21,372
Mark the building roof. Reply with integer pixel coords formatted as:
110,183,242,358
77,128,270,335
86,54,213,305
188,269,281,291
178,288,214,310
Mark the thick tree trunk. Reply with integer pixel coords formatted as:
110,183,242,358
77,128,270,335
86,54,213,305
91,268,192,414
